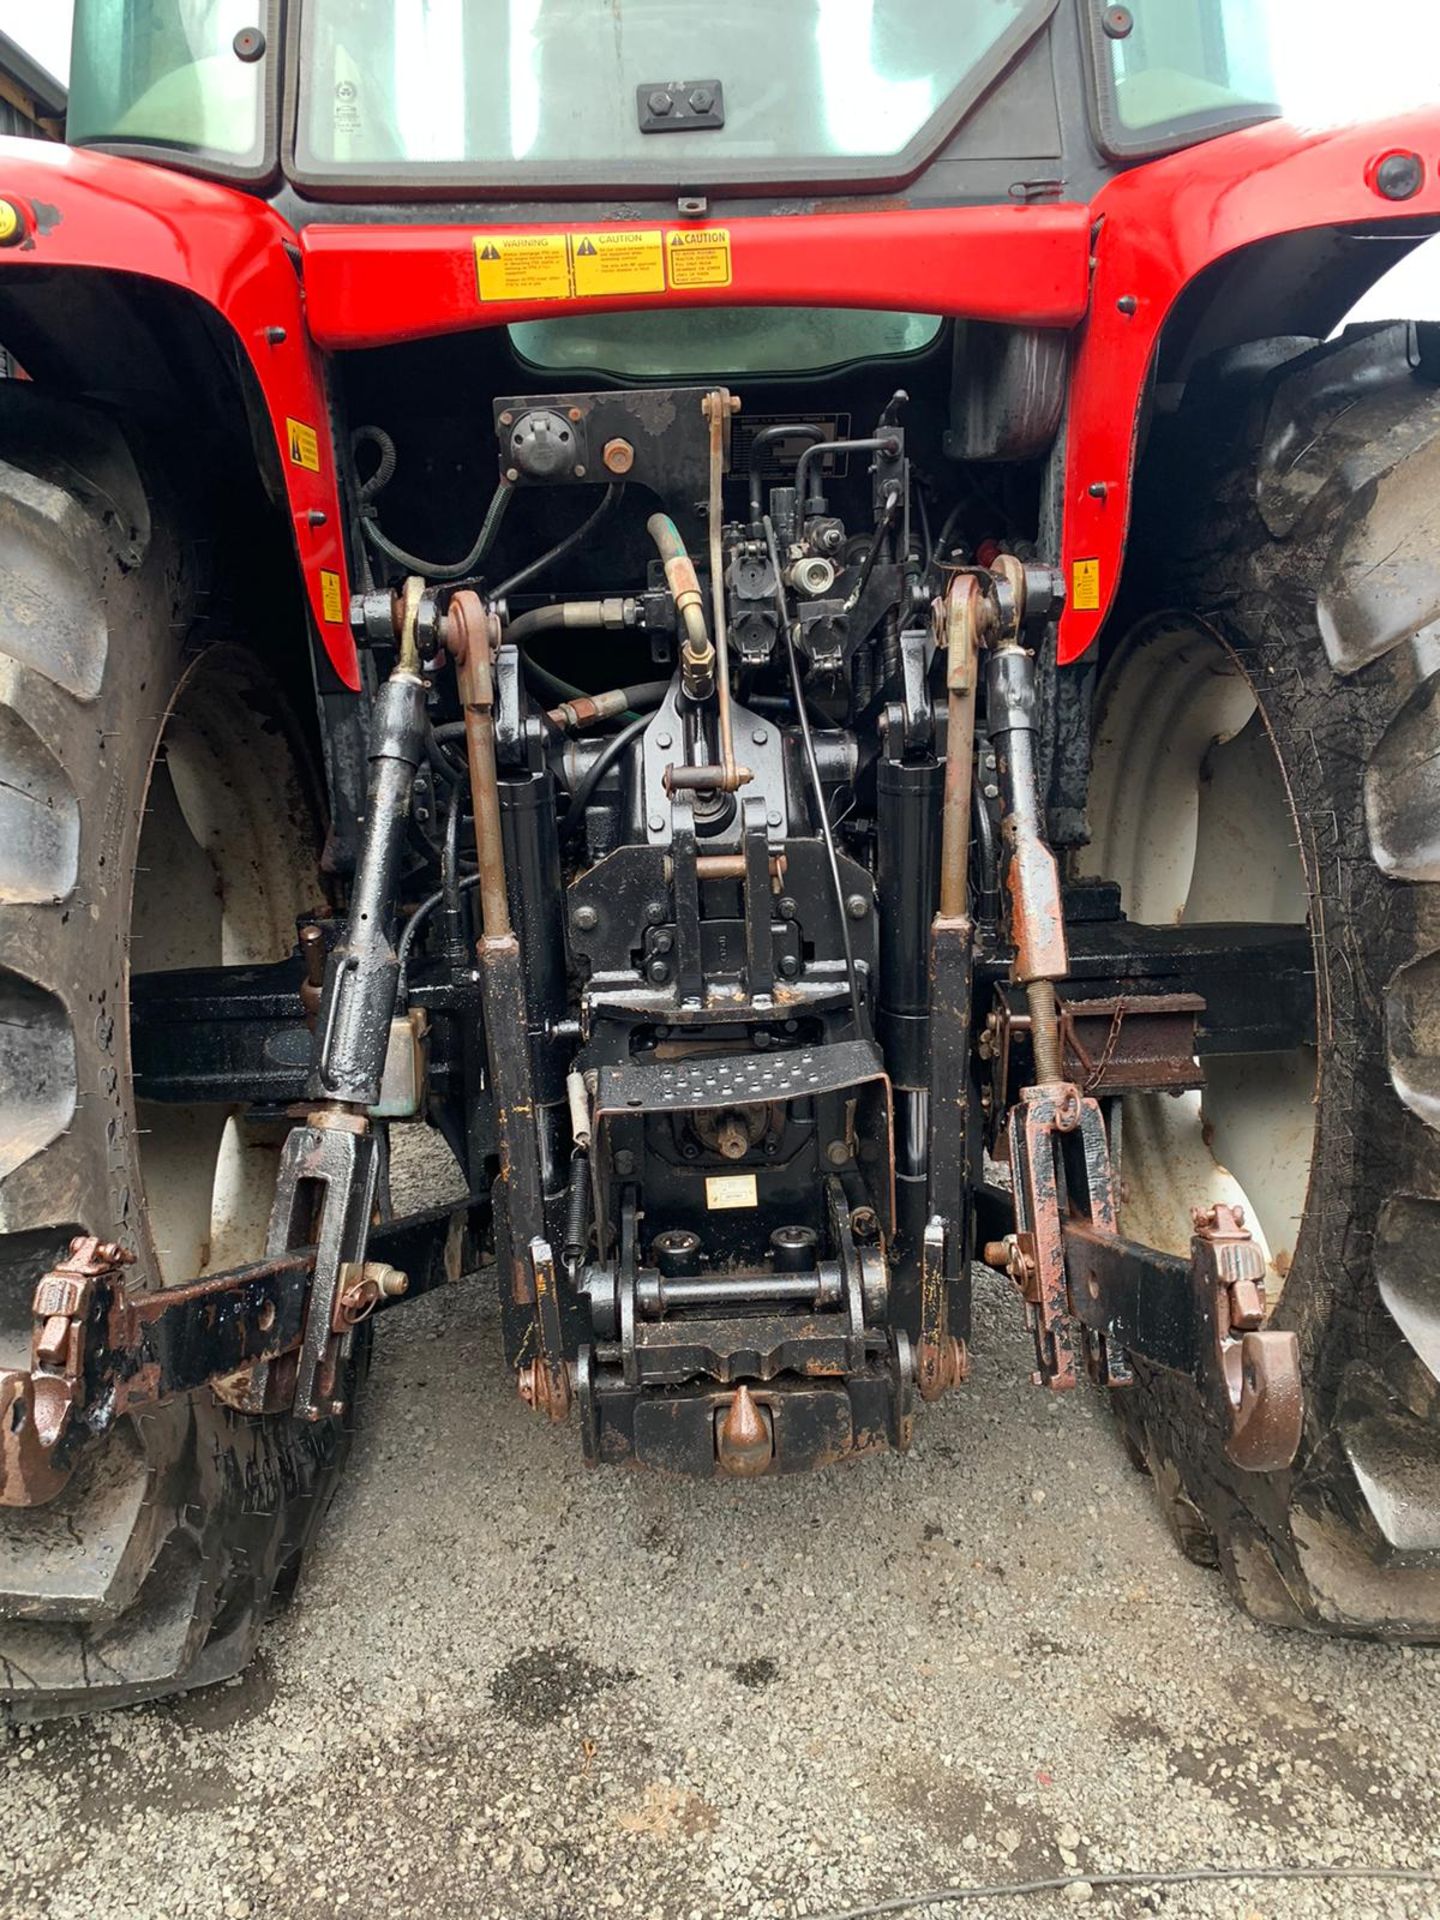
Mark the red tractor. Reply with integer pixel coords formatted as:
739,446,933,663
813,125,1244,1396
0,1,1437,1717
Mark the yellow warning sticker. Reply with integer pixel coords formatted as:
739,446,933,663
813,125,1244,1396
667,226,732,289
1072,557,1101,612
286,417,321,473
319,569,344,625
472,226,733,302
572,229,665,297
475,232,572,303
706,1172,758,1211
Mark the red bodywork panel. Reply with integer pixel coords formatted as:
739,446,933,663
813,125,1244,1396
0,110,1437,682
298,205,1096,345
0,141,358,687
1058,107,1440,663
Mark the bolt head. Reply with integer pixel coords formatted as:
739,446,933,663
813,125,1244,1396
689,86,715,113
824,1140,850,1167
603,437,635,475
573,903,599,931
1374,149,1424,200
846,893,868,920
648,88,674,115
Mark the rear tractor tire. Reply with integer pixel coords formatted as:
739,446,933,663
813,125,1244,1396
1090,322,1440,1635
0,390,350,1719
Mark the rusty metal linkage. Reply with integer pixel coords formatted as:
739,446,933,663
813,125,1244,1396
702,387,748,794
986,1101,1303,1470
0,1208,473,1509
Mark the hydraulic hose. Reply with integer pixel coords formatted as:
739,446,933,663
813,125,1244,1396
354,421,515,582
646,512,713,699
794,433,901,517
747,422,825,524
546,680,671,732
503,599,634,649
491,483,623,602
557,711,652,842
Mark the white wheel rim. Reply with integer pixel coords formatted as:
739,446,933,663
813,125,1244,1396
129,650,321,1286
1085,619,1316,1289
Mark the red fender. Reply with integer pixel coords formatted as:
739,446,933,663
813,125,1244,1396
0,139,358,688
1059,108,1440,663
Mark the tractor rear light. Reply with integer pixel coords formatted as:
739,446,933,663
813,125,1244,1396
0,199,28,247
1367,150,1425,201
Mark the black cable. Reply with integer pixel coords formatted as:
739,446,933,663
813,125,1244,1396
811,1862,1440,1920
933,501,964,565
424,723,461,787
844,484,901,614
763,513,864,1036
914,484,933,574
353,423,399,506
490,484,623,603
557,711,651,843
360,468,515,582
397,872,481,984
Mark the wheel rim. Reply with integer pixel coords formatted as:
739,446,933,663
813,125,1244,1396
129,648,321,1286
1086,618,1317,1287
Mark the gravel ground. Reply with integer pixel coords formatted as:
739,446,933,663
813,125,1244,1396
4,1147,1440,1920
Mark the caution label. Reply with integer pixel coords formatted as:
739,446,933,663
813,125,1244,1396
1072,557,1101,612
572,229,665,297
475,232,572,303
473,226,734,302
286,417,321,472
319,569,344,624
706,1172,758,1211
667,227,732,289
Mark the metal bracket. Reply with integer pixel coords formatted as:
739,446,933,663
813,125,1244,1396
999,1081,1118,1390
0,1237,133,1506
989,1090,1303,1471
0,1207,474,1508
517,1236,574,1421
1190,1203,1302,1472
